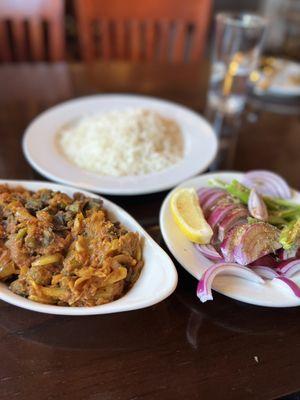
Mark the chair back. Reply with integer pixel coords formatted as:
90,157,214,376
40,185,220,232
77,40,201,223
0,0,64,62
76,0,212,62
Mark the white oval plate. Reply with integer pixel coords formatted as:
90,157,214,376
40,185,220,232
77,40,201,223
254,59,300,97
22,94,217,195
160,172,300,308
0,180,177,315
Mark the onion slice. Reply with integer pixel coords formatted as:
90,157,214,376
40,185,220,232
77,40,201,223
251,266,279,279
233,222,281,265
207,203,237,230
198,188,221,205
277,248,298,261
277,259,300,277
250,254,278,268
220,224,248,262
242,170,291,199
218,207,248,242
248,188,268,221
195,244,223,261
197,262,264,303
273,277,300,298
201,191,229,216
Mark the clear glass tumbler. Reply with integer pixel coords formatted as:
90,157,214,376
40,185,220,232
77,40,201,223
208,12,267,115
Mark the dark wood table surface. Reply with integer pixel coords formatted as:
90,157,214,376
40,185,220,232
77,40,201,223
0,61,300,400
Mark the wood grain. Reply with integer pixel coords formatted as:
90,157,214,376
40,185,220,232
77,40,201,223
0,61,300,400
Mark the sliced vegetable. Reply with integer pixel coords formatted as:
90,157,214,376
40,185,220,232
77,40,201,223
191,171,300,303
210,178,299,224
277,247,298,261
207,203,237,230
31,253,62,267
279,218,300,250
250,254,278,268
233,222,281,265
170,188,213,244
16,228,27,240
220,224,248,262
195,244,223,261
226,179,250,204
197,188,219,205
0,261,15,279
242,170,291,199
276,259,300,276
273,277,300,298
218,207,248,242
201,190,229,216
251,266,279,279
248,189,268,221
196,262,264,303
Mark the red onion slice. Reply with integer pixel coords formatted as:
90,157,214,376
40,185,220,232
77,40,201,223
195,244,223,261
201,191,229,216
277,259,300,276
218,207,249,242
207,203,238,230
250,254,278,268
233,223,281,265
197,262,264,303
248,189,268,221
197,187,212,201
251,266,279,279
273,277,300,298
220,224,248,262
198,188,221,205
282,264,300,278
277,248,298,261
242,170,291,199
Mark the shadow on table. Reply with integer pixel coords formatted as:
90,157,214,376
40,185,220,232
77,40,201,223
0,298,176,351
173,266,300,350
279,393,300,400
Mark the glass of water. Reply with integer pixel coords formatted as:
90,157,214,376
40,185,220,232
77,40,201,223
208,12,267,115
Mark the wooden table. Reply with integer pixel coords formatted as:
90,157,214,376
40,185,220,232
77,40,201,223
0,62,300,400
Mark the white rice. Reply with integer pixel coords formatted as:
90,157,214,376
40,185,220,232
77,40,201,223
57,108,183,177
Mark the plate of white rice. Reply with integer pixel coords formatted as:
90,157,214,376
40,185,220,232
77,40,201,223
23,94,217,195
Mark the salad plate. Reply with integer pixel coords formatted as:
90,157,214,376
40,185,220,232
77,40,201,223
160,172,300,308
0,180,178,315
22,94,217,196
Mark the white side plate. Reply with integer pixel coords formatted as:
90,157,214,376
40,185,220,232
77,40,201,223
22,94,217,195
254,59,300,97
160,172,300,308
0,180,178,315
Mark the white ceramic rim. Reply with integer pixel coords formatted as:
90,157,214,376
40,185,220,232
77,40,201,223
22,94,218,195
0,180,178,315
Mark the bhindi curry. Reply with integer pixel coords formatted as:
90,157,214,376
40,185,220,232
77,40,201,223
0,185,143,306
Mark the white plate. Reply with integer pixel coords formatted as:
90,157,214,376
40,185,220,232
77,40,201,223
254,59,300,97
22,94,217,195
160,172,300,308
0,180,177,315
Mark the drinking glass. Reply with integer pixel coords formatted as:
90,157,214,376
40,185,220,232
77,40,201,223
208,12,267,115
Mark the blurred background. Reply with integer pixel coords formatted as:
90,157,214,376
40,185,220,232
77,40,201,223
1,0,300,63
0,0,300,176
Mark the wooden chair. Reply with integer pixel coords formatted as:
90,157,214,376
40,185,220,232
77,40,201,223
0,0,65,62
75,0,212,63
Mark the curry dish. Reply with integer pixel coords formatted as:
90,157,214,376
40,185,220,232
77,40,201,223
0,185,143,306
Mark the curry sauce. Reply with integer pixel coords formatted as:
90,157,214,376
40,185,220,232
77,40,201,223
0,185,143,306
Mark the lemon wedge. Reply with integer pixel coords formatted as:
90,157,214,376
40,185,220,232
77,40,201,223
170,188,213,244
